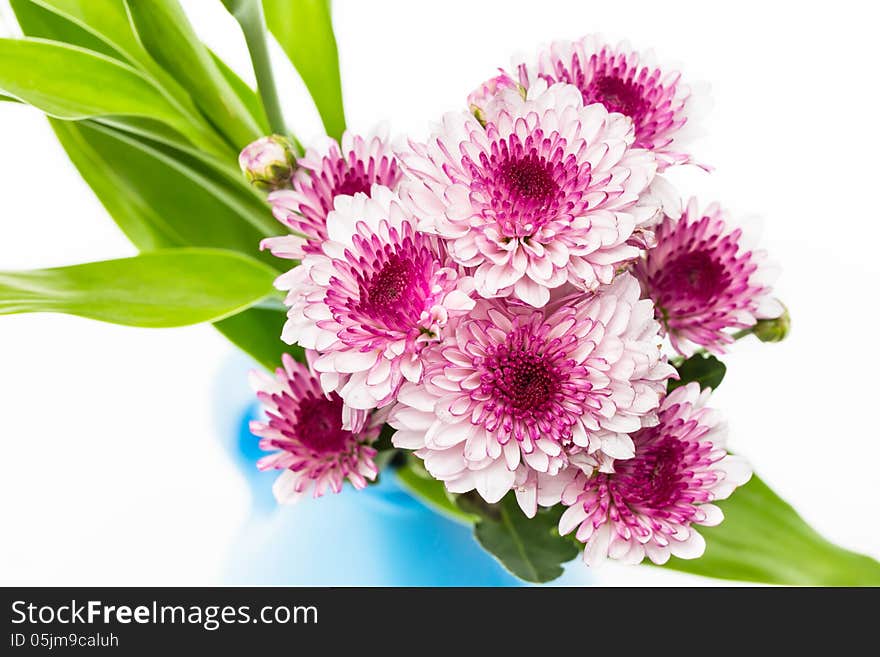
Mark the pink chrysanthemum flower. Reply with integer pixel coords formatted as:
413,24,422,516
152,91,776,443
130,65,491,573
515,35,707,169
249,354,384,503
401,82,659,307
278,185,475,412
558,382,751,565
389,273,675,507
263,128,402,260
632,198,782,356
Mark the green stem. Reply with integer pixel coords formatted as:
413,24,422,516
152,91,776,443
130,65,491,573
232,1,290,141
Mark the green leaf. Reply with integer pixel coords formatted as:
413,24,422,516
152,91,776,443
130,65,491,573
124,0,264,149
395,461,478,525
47,119,289,366
214,307,302,371
210,50,270,135
21,0,160,68
470,494,578,583
0,38,189,130
0,249,277,328
10,0,124,59
11,0,235,158
669,352,727,392
263,0,345,140
661,475,880,585
49,120,279,263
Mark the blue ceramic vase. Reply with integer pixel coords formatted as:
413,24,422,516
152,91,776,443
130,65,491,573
213,352,590,587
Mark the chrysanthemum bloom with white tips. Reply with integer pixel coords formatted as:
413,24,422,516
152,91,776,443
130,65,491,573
515,35,708,169
278,185,475,413
249,354,384,503
388,272,675,508
558,382,751,566
632,198,783,356
400,82,659,307
262,128,402,260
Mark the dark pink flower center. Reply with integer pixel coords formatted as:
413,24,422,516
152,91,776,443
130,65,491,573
587,75,649,122
292,151,402,256
292,392,353,454
366,256,413,307
537,52,684,151
656,250,728,305
334,168,374,198
486,350,557,413
324,227,447,349
499,155,559,205
464,131,590,239
611,435,686,509
354,250,429,324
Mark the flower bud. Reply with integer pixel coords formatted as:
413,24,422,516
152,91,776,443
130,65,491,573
238,135,296,191
467,72,522,127
752,303,790,343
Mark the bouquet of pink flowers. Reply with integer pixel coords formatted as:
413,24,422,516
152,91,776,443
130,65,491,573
243,34,788,578
0,0,874,584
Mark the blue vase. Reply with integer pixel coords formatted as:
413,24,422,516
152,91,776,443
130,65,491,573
213,352,590,587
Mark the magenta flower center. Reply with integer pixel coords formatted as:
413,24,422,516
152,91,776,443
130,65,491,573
587,75,649,123
366,256,414,307
312,153,402,217
483,349,558,414
464,132,590,239
500,155,559,206
353,248,430,325
292,392,353,454
334,168,374,198
538,52,685,151
656,250,728,305
611,435,686,509
324,226,453,350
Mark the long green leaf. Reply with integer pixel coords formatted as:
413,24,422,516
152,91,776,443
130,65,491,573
263,0,345,140
210,50,270,135
395,462,478,525
124,0,263,149
10,0,123,59
0,38,188,129
11,0,235,158
661,475,880,585
49,120,279,262
48,119,290,367
23,0,160,68
0,249,277,328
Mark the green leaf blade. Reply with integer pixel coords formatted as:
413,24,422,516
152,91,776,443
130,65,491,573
124,0,264,148
0,249,278,328
670,352,727,391
661,475,880,585
0,38,185,127
471,494,578,583
49,120,279,265
263,0,345,140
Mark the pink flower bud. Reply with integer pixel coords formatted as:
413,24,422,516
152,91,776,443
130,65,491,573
467,71,520,126
238,135,296,191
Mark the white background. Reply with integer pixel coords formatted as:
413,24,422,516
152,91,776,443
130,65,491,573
1,0,878,586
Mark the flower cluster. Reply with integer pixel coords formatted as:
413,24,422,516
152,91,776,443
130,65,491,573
241,34,784,569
